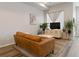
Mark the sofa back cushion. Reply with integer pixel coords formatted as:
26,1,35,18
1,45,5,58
16,32,41,42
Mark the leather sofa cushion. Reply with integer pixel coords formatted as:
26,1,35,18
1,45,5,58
16,32,41,42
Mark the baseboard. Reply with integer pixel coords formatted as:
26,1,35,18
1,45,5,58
0,42,15,48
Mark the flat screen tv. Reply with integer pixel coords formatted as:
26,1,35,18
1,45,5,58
50,22,60,29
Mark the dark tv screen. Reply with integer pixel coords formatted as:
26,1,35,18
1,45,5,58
50,22,60,29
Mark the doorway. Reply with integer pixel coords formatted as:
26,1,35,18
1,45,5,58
76,7,79,36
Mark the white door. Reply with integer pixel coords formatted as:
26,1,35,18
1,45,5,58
76,7,79,36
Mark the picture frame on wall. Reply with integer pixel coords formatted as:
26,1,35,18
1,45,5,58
29,13,37,25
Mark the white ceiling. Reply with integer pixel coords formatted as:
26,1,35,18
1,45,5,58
23,2,62,10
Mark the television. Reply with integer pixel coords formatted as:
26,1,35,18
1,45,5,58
50,22,60,29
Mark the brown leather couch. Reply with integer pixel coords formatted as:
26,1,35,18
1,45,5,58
14,32,54,57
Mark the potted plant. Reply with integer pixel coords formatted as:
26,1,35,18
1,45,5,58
40,23,48,32
64,19,74,34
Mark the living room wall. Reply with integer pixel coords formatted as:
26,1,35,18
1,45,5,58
0,3,44,47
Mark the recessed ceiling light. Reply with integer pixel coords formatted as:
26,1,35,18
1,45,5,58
38,3,48,9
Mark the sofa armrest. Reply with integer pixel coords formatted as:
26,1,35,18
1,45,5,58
36,37,55,56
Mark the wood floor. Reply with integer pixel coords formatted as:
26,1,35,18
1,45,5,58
0,44,24,57
66,39,79,57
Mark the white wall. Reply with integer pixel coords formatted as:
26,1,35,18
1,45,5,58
0,3,44,47
48,2,73,22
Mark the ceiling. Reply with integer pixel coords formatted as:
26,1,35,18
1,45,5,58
23,2,62,10
38,2,61,7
